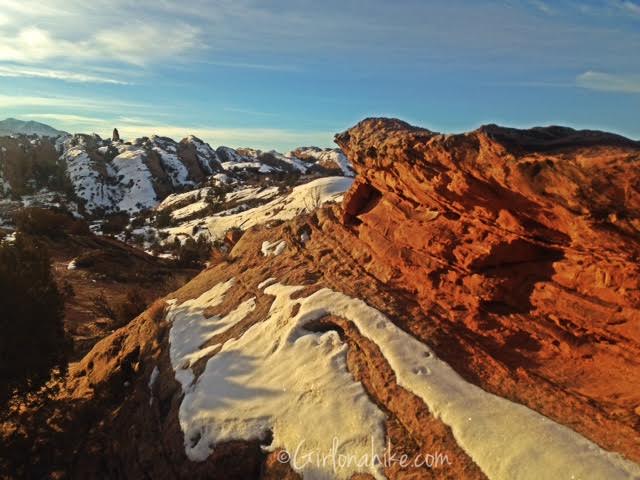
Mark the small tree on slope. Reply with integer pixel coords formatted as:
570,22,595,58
0,234,68,404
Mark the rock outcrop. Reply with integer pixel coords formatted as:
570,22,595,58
4,118,640,479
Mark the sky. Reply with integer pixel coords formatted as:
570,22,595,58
0,0,639,151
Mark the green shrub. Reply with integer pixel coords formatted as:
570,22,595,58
113,289,147,328
155,209,173,228
89,289,148,329
14,207,90,238
0,234,68,404
101,212,130,235
176,235,212,267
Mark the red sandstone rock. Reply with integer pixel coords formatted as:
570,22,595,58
4,118,640,478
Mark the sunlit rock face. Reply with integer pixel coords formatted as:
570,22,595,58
9,118,640,480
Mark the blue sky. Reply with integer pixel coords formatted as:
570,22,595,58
0,0,639,150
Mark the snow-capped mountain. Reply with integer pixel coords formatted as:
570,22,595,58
0,118,67,137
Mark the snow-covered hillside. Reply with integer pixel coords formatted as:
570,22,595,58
162,176,353,243
0,127,354,220
291,146,355,176
0,126,356,255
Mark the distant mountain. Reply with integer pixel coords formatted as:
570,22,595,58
0,118,67,137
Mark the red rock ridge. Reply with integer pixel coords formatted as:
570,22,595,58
5,118,640,479
335,117,640,460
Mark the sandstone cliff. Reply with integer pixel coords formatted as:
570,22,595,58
4,118,640,479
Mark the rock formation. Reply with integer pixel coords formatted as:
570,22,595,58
3,118,640,479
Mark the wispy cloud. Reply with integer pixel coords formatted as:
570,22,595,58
22,113,108,124
615,1,640,16
529,0,555,15
0,65,128,84
223,107,277,117
92,24,201,66
0,93,147,111
576,71,640,93
0,24,200,66
201,60,301,72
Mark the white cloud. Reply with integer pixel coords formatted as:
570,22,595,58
93,24,201,66
529,0,554,15
22,113,107,124
201,60,301,72
620,1,640,15
0,65,128,84
0,94,146,110
0,0,202,69
223,107,276,117
0,27,79,63
576,71,640,93
0,24,200,66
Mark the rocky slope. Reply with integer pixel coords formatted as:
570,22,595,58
0,129,353,217
3,118,640,479
0,128,355,256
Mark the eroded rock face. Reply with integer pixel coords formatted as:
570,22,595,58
6,118,640,479
333,117,640,460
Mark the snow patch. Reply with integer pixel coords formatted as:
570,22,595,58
162,177,353,242
174,281,387,479
111,150,158,212
170,280,640,480
63,147,117,212
166,278,256,391
261,239,286,256
276,284,640,480
153,145,193,187
148,365,160,406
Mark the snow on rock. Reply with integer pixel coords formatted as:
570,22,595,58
157,188,210,211
211,173,231,184
293,147,355,176
151,136,193,187
62,146,117,212
166,278,256,391
224,186,279,204
171,199,210,220
221,161,264,171
2,232,16,244
162,176,353,242
215,146,247,164
111,149,158,213
167,277,640,479
185,136,220,174
264,150,309,173
261,239,286,256
271,284,640,480
148,365,160,406
172,281,387,479
148,366,160,390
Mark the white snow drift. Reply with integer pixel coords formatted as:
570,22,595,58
166,279,640,480
163,176,353,242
